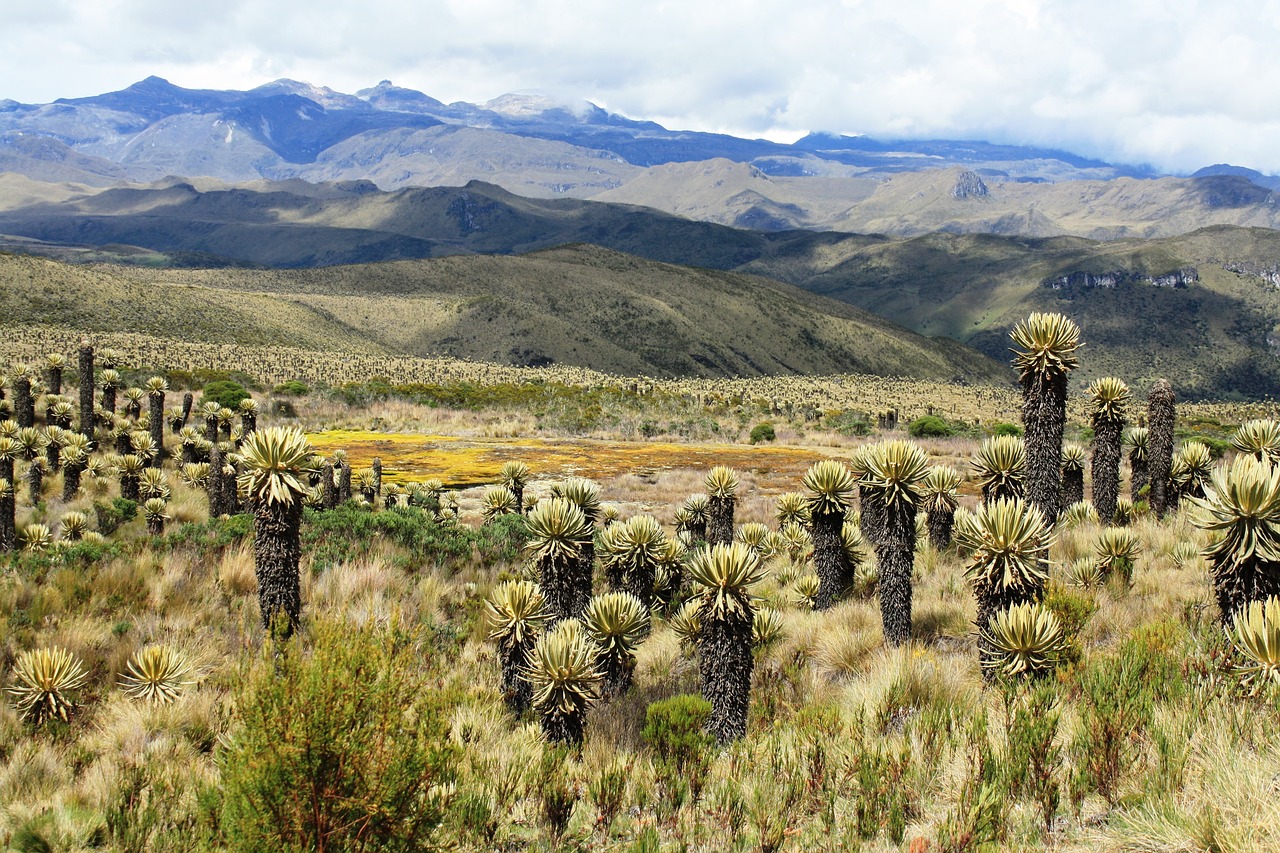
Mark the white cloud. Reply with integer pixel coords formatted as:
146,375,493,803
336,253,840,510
4,0,1280,173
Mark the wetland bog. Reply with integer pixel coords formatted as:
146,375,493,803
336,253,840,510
305,429,835,488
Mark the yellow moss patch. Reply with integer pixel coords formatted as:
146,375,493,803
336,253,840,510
307,430,827,487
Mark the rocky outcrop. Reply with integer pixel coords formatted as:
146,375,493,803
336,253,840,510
1044,267,1197,291
1044,271,1123,290
1148,267,1198,287
951,171,989,199
1225,261,1280,287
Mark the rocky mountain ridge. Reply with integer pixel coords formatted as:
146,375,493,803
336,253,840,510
5,77,1280,239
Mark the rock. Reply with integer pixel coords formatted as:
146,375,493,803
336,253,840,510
951,170,989,199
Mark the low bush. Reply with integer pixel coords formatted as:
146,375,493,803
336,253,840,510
272,380,310,396
749,422,776,444
201,380,250,410
213,617,461,852
907,415,956,438
164,514,253,554
1068,628,1184,812
302,504,527,573
94,498,138,535
643,694,715,807
1003,684,1062,832
825,412,872,436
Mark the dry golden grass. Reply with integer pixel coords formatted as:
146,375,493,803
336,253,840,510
3,368,1280,851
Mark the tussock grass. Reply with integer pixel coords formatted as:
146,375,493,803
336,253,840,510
4,369,1280,850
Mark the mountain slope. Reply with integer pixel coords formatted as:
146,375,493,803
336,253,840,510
0,245,1010,384
8,176,1280,396
12,76,1280,240
593,164,1280,238
0,253,390,353
740,226,1280,398
0,179,776,267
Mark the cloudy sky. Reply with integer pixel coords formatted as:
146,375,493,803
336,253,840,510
7,0,1280,174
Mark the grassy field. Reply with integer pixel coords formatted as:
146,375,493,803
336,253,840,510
2,361,1280,851
306,429,832,489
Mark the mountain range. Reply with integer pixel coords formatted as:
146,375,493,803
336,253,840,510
5,76,1280,240
6,78,1280,399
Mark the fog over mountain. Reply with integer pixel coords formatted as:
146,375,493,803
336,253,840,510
6,0,1280,176
6,76,1280,240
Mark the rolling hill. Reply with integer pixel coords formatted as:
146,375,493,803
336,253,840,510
591,162,1280,239
740,226,1280,398
0,245,1011,384
0,177,772,268
6,176,1280,397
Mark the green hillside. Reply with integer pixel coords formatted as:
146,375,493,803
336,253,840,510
0,253,390,354
742,226,1280,398
8,176,1280,397
0,245,1010,384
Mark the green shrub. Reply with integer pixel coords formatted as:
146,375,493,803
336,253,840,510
15,539,120,577
643,695,714,770
907,415,955,438
1003,684,1062,833
1068,629,1182,812
215,617,460,852
164,515,253,554
94,498,138,535
991,422,1023,437
201,380,250,410
272,380,310,396
303,505,526,575
749,423,776,444
587,757,631,832
1197,436,1231,459
849,718,913,842
533,748,578,844
1042,583,1096,669
1174,423,1231,456
643,695,715,806
825,412,872,436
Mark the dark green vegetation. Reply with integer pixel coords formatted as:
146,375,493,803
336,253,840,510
8,177,1280,396
907,415,958,438
216,618,461,852
763,226,1280,399
200,380,250,410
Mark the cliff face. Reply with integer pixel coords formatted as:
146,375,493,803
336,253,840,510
1225,261,1280,287
1043,268,1198,291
